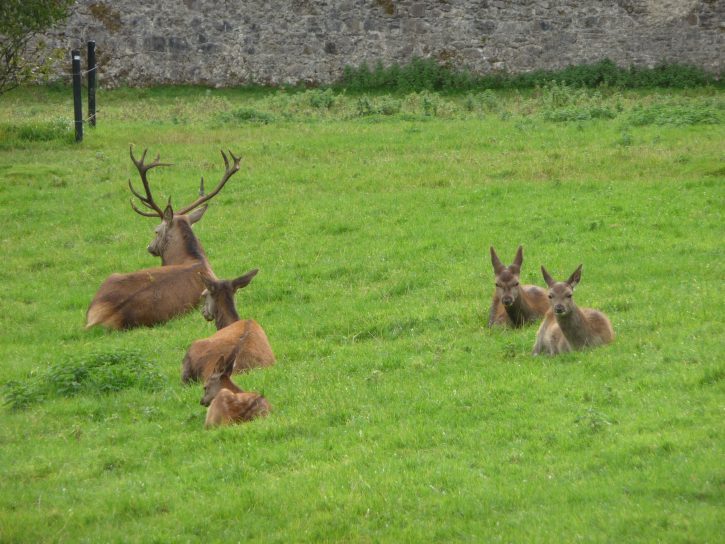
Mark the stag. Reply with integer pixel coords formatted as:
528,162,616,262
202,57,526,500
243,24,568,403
181,268,274,383
85,146,241,330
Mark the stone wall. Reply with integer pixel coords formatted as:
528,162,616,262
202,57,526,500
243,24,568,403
44,0,723,87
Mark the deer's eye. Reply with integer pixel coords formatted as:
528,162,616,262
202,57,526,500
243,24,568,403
566,294,573,298
548,294,553,299
513,282,519,287
496,284,502,288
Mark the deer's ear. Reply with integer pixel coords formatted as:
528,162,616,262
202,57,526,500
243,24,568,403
232,269,259,291
490,247,505,274
511,245,523,272
541,266,556,288
567,264,583,289
200,273,216,293
187,204,208,225
162,202,174,225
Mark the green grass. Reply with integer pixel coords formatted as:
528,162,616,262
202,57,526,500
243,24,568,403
0,86,723,543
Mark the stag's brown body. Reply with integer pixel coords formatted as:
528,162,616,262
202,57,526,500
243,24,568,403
201,355,271,429
532,265,615,355
86,147,241,330
182,269,275,383
488,246,549,327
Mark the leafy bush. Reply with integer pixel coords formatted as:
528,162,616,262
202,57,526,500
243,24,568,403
3,349,164,410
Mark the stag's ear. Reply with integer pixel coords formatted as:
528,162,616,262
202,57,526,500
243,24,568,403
232,269,259,291
567,264,583,289
162,201,174,225
187,204,208,225
490,247,505,275
541,266,556,288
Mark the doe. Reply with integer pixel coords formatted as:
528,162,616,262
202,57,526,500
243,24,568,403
181,268,274,383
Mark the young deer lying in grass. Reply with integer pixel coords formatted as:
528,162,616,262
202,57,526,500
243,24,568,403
181,269,275,383
86,147,241,329
201,352,271,429
532,265,615,355
488,246,549,327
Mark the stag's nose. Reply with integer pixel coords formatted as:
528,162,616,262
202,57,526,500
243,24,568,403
502,296,514,306
554,304,566,314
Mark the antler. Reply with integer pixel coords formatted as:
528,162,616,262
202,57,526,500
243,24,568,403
128,145,172,218
176,150,241,215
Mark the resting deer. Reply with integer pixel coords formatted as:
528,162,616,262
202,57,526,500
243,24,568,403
201,352,271,429
488,246,549,327
532,265,615,355
181,269,274,383
85,146,241,330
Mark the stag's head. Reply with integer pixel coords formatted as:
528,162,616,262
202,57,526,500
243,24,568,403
490,245,524,307
128,146,241,261
541,264,583,317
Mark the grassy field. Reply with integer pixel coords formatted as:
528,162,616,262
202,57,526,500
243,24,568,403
0,85,723,543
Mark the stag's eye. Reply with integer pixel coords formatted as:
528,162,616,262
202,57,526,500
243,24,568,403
496,284,502,288
566,294,573,298
513,282,519,287
548,294,553,299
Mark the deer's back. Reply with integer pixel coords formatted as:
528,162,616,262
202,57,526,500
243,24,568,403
204,389,271,428
87,264,205,329
581,308,615,346
182,319,274,383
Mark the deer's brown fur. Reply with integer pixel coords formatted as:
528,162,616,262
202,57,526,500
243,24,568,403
86,206,214,329
532,265,615,355
181,269,275,383
201,353,270,428
487,246,548,327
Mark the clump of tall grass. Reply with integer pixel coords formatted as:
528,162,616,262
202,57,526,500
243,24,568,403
627,101,722,126
3,349,164,410
338,57,719,92
0,118,73,145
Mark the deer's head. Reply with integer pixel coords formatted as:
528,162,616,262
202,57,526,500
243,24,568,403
128,146,241,262
490,245,524,307
541,265,583,317
200,269,259,324
201,354,237,407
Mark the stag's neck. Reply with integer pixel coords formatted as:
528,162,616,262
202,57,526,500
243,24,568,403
162,221,209,266
555,306,594,348
505,293,539,326
215,293,240,330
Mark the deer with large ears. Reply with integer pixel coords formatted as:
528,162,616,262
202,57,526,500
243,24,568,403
201,351,271,429
181,268,275,383
532,265,615,355
488,245,549,327
86,146,241,330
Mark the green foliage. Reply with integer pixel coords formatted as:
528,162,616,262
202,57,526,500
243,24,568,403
627,101,722,126
0,0,74,94
214,106,275,125
3,349,163,409
0,117,73,145
339,57,719,92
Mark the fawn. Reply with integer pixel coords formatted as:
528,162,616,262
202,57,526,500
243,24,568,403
488,246,549,327
201,353,271,428
532,265,614,355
